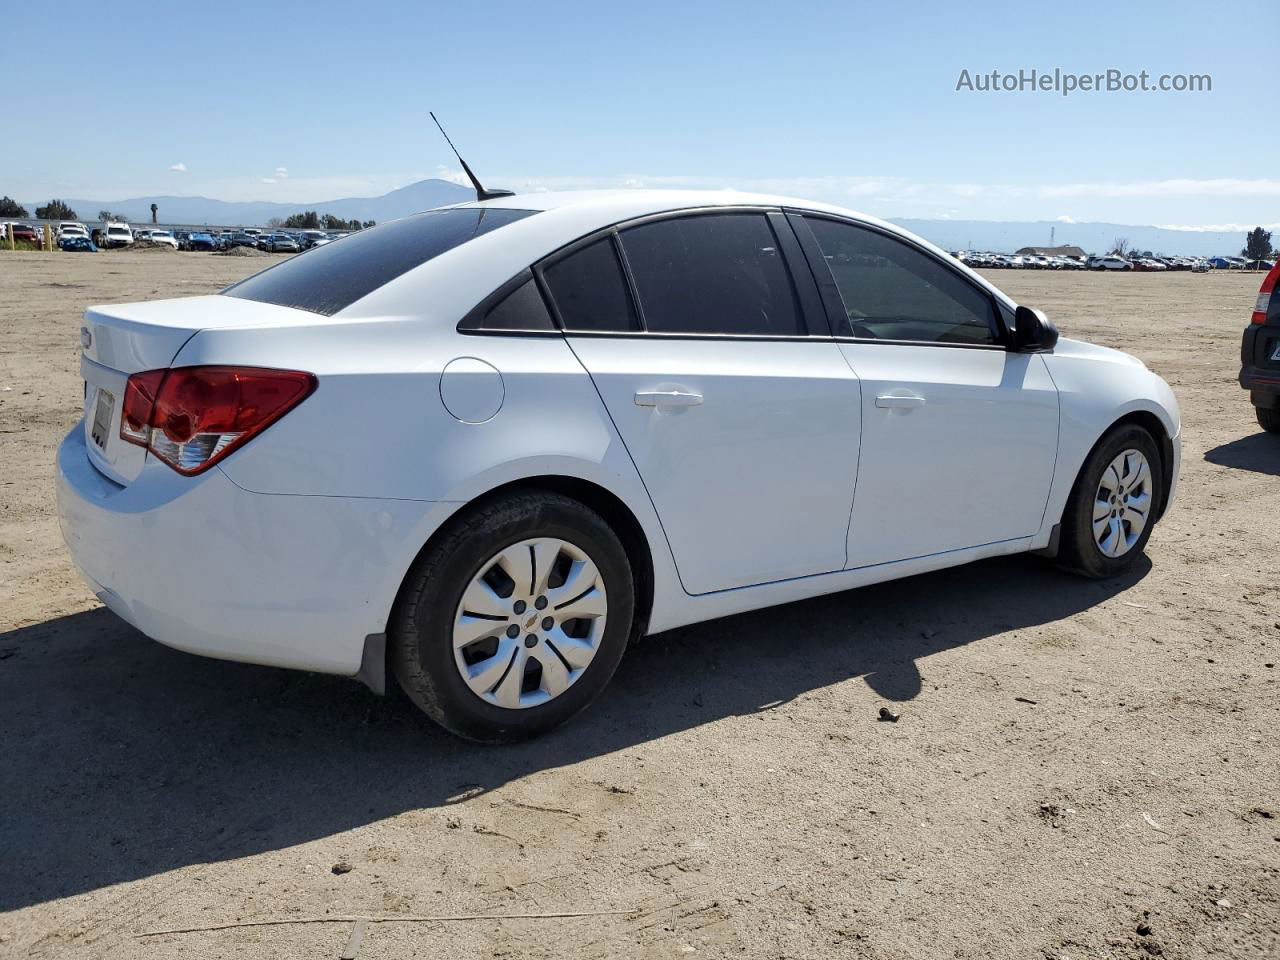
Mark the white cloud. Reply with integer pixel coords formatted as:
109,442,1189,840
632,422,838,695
1056,215,1077,223
1156,222,1280,233
1039,178,1280,199
260,177,277,184
275,167,289,178
168,162,187,173
435,164,469,186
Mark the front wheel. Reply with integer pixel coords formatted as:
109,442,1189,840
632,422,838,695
1256,406,1280,434
1058,424,1163,578
391,491,634,742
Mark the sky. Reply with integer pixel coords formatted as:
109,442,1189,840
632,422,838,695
6,0,1276,230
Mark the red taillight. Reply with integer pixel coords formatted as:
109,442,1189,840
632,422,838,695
119,366,316,475
1252,264,1280,325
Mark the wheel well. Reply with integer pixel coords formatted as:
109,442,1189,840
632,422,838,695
392,476,655,641
1100,411,1175,521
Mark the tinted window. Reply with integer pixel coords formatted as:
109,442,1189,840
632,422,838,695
223,207,536,316
619,214,803,336
806,217,997,344
542,237,640,332
465,276,556,332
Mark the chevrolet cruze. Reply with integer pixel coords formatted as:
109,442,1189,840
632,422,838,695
57,190,1181,741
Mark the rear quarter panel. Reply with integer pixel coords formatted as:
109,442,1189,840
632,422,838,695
174,319,685,627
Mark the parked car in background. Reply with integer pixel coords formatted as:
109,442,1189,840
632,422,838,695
58,235,97,253
1238,262,1280,434
188,232,217,251
1244,259,1276,271
228,233,258,248
144,230,179,249
58,222,89,241
1191,260,1210,273
56,190,1182,741
265,234,299,253
1207,257,1235,269
1094,256,1133,271
300,230,327,248
8,223,41,246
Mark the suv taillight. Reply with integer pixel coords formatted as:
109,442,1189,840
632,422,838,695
120,366,316,475
1252,264,1280,325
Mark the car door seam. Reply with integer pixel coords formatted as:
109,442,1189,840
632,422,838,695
1034,353,1064,532
559,335,694,596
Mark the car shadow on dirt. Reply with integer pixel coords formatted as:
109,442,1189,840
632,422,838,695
0,552,1147,912
1204,432,1280,476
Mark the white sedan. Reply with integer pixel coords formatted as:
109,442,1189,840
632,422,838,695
57,190,1180,741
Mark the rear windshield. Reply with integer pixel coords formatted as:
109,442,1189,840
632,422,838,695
222,207,537,316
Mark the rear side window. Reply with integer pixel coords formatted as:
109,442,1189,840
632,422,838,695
619,213,803,336
805,217,996,344
223,207,536,317
541,237,640,332
462,275,556,332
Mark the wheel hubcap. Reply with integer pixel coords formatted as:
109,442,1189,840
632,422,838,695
1092,448,1152,558
452,538,608,709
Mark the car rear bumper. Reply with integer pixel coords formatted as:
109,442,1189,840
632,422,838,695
1239,324,1280,404
56,424,438,676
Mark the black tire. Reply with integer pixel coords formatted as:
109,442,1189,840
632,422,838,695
1057,424,1163,578
391,491,634,742
1256,406,1280,434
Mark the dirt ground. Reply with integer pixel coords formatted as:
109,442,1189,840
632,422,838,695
1,251,1277,960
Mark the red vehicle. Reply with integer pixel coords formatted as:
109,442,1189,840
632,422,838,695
7,223,40,246
1239,261,1280,433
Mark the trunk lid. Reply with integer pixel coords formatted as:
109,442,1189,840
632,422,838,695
78,295,319,485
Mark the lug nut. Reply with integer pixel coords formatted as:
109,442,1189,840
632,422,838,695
524,634,538,648
542,617,554,631
506,624,520,638
513,600,527,614
534,596,548,610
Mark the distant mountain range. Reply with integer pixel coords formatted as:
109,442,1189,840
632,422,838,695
23,178,1253,256
22,179,474,229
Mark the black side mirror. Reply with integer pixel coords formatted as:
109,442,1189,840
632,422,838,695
1012,305,1059,352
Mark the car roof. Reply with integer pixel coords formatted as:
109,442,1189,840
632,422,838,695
334,189,1018,321
449,188,898,227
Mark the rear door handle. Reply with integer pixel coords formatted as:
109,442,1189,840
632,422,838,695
875,393,926,409
634,389,704,408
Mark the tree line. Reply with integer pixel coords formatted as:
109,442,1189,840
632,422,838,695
0,197,376,233
267,211,376,231
0,197,79,220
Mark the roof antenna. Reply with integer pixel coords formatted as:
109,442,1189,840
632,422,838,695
430,112,515,202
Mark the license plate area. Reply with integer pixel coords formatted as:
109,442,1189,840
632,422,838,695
90,388,115,450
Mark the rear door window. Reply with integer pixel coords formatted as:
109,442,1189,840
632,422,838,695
618,213,804,336
223,207,536,316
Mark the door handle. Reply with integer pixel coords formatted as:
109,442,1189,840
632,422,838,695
634,389,703,408
875,393,926,409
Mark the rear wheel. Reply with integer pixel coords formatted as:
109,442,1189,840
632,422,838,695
1058,424,1163,578
391,491,634,742
1256,406,1280,434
